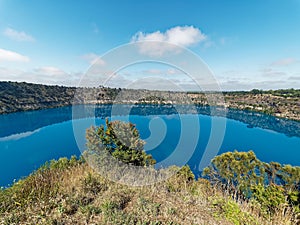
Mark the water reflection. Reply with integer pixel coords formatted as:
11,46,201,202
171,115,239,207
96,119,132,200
0,104,299,139
0,129,41,141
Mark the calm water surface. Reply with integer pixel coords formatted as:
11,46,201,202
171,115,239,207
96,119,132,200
0,105,299,187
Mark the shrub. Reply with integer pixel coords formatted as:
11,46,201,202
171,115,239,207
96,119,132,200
86,118,156,167
212,197,258,225
251,184,286,215
203,150,265,198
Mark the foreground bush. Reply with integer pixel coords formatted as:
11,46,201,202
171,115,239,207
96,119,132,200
203,150,300,222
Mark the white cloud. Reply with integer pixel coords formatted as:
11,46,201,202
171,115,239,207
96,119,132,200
0,66,81,86
0,48,30,62
131,26,206,56
166,26,206,46
31,66,82,85
132,26,206,46
214,68,300,91
3,28,35,42
33,66,67,76
140,68,182,76
261,68,287,77
81,53,105,65
271,58,298,66
0,67,24,81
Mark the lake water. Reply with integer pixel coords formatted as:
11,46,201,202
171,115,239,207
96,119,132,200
0,105,299,187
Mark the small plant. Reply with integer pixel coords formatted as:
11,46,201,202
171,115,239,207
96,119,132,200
80,205,102,216
167,207,177,215
166,165,195,192
101,200,120,216
176,165,195,182
81,172,106,195
212,197,258,225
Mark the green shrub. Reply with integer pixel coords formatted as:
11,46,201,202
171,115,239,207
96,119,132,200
212,197,258,225
176,165,195,182
203,151,265,198
251,184,286,215
287,190,300,213
86,119,156,167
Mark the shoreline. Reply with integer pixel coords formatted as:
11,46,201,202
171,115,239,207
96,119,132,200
0,81,299,121
0,102,299,122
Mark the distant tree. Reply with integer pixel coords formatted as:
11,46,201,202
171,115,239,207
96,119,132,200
86,118,156,167
250,89,263,95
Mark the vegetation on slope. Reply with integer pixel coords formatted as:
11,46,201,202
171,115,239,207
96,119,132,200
0,81,299,121
0,157,249,225
203,151,300,220
222,89,300,120
1,120,299,224
0,81,76,113
1,155,299,224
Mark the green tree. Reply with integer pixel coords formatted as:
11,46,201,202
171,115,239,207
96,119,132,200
203,151,265,198
250,89,263,95
203,150,300,216
86,118,156,167
281,164,300,191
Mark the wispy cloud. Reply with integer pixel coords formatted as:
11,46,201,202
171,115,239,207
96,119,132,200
131,26,206,56
218,75,300,91
0,48,30,62
32,66,82,85
81,53,105,65
141,68,182,76
203,40,215,48
3,27,35,42
288,76,300,81
261,68,287,77
0,66,81,86
215,68,300,91
33,66,67,76
271,58,298,66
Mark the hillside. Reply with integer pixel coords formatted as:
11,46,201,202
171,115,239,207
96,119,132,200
0,82,76,113
0,158,234,225
0,81,299,121
0,156,297,225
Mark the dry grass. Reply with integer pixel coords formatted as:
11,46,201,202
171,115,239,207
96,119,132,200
0,157,297,225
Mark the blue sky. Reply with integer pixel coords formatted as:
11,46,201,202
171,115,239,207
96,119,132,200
0,0,299,90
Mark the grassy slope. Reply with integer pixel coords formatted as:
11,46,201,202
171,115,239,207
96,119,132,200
0,157,293,225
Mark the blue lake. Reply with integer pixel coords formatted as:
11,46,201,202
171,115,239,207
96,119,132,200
0,105,299,187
